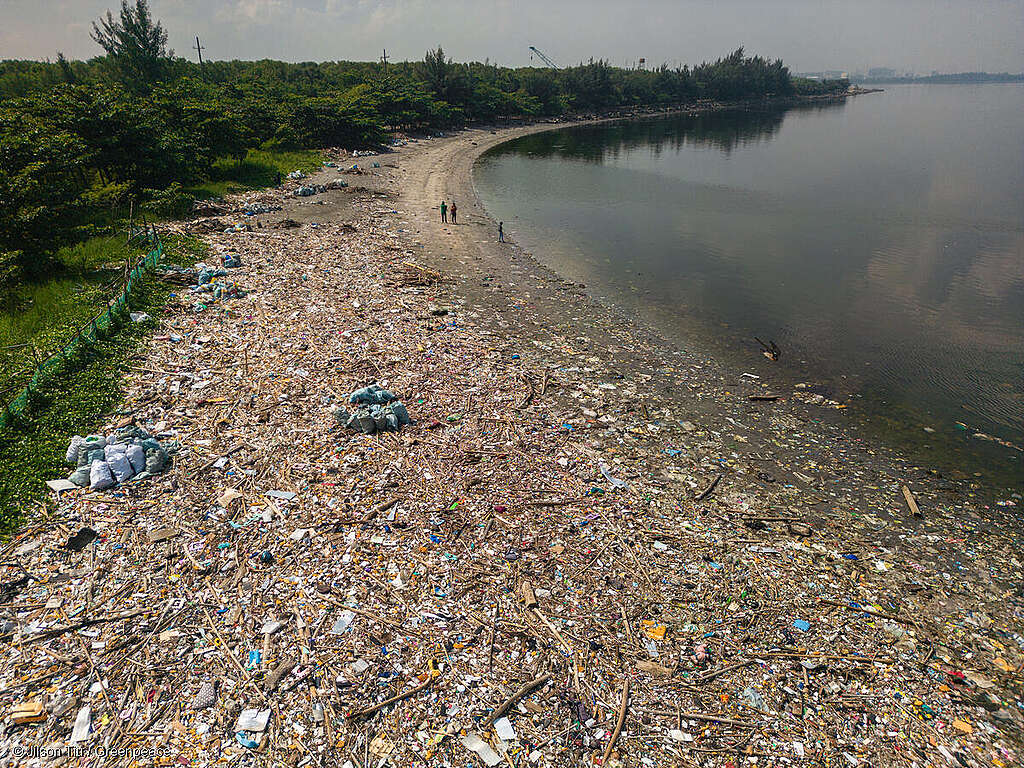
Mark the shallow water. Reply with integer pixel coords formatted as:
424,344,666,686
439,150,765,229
474,85,1024,486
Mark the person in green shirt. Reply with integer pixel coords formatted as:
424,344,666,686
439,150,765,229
440,201,447,223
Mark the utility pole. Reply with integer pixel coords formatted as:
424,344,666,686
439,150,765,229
381,48,389,74
194,36,205,67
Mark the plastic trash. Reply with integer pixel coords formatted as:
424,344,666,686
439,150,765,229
65,436,84,464
600,462,629,489
236,708,271,732
349,384,396,405
461,733,501,766
104,443,128,460
145,446,170,474
68,466,91,487
89,460,115,491
741,686,765,710
106,452,135,484
126,444,146,474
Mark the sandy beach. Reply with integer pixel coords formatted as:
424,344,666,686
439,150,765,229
3,120,1021,767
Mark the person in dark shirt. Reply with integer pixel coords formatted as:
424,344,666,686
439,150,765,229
498,222,504,242
450,202,457,224
440,201,447,223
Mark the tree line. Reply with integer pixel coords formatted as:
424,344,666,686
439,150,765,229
0,1,848,291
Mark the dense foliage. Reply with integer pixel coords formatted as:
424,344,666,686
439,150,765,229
0,1,847,291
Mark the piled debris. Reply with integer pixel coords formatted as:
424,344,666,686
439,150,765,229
61,427,175,490
292,180,350,198
0,151,1020,768
334,383,412,434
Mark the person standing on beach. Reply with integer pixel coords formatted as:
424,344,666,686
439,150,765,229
440,201,447,223
450,202,458,224
498,222,504,242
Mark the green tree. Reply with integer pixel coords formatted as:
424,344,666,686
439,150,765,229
91,0,171,90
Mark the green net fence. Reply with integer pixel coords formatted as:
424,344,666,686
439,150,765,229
0,235,164,430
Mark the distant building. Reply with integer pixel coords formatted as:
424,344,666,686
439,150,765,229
868,67,896,79
796,70,850,82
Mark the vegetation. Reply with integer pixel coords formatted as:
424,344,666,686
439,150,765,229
0,1,848,520
0,1,847,295
0,273,165,525
0,234,203,525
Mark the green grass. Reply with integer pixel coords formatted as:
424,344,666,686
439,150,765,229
0,236,146,396
0,146,309,527
185,148,323,200
0,234,206,529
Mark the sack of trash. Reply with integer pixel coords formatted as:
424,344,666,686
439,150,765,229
335,384,412,434
64,427,178,490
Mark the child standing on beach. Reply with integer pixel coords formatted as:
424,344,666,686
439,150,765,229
440,201,447,223
450,202,457,224
498,222,504,242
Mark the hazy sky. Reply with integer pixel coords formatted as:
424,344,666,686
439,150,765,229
2,0,1022,73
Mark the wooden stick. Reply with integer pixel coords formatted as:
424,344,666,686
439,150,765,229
200,605,269,704
347,674,435,719
0,607,154,645
193,442,249,475
600,676,630,766
749,651,884,664
642,710,755,728
695,474,722,502
483,673,552,728
696,660,753,684
901,485,921,517
362,496,402,523
818,598,918,627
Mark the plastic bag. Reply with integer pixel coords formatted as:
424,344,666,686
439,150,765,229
66,436,84,465
389,402,411,425
68,466,91,487
104,443,128,460
107,452,135,483
89,460,115,491
145,447,170,474
126,444,146,474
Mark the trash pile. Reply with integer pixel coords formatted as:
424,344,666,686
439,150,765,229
293,180,349,198
241,202,281,216
286,170,306,180
1,144,1020,768
334,383,412,434
191,262,248,303
62,427,175,490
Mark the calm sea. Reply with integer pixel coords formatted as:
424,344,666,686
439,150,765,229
474,85,1024,486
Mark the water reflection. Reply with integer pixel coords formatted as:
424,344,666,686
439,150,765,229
508,102,844,162
476,86,1024,483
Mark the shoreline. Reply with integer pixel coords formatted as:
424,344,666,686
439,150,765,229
2,106,1021,766
393,112,1020,496
455,110,1022,494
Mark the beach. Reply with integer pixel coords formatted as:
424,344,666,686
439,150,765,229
3,120,1021,767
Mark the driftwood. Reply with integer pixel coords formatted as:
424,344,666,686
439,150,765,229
695,473,723,501
347,674,436,720
600,676,630,765
483,673,552,728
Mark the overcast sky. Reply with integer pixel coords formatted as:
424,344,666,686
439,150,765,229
2,0,1022,74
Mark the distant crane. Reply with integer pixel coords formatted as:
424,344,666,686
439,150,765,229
529,46,559,69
